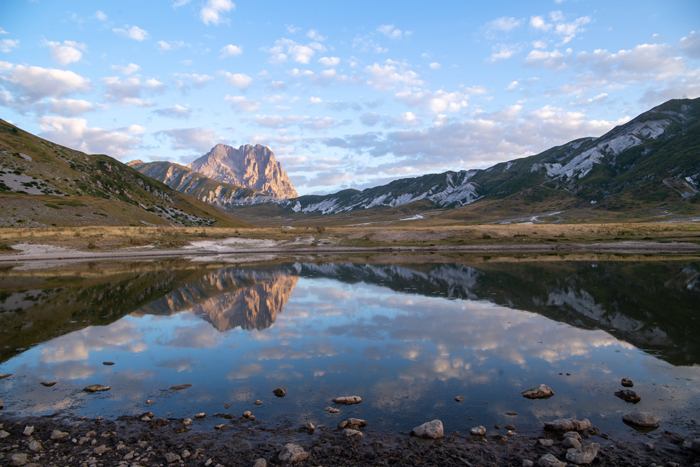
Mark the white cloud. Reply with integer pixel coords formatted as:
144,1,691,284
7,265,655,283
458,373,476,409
39,40,87,67
577,43,688,82
47,97,94,116
172,0,191,6
679,31,700,59
113,25,150,41
506,80,519,90
529,13,591,44
377,24,405,39
200,0,235,25
286,25,301,34
0,28,9,35
263,38,326,64
353,36,388,54
318,56,340,67
306,29,326,41
102,76,166,106
395,88,481,114
524,48,570,70
364,62,423,90
310,96,323,104
289,67,349,86
220,44,243,57
153,104,193,118
429,62,441,70
111,63,140,75
221,72,252,88
94,10,107,21
38,116,141,159
0,64,92,103
156,40,187,52
488,44,520,62
484,17,523,38
247,114,344,131
156,127,222,152
174,73,214,91
0,39,19,53
224,95,260,112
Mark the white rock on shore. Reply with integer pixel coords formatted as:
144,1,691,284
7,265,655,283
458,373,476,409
411,420,444,439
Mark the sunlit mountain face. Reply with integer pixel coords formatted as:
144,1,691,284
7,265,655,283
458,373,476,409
1,258,699,438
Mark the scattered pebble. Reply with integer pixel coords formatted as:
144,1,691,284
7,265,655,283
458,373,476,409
615,389,641,403
103,362,115,366
338,418,366,430
40,381,56,387
538,439,554,447
538,453,566,467
194,413,206,419
164,452,181,463
455,396,463,402
621,378,634,387
273,388,286,397
342,428,364,438
324,407,340,414
470,426,486,436
22,426,34,436
51,429,69,440
253,400,262,405
278,443,308,463
622,412,659,428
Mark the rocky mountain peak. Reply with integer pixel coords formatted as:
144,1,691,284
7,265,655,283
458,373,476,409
188,143,297,198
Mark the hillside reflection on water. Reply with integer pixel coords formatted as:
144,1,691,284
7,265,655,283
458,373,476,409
0,258,699,437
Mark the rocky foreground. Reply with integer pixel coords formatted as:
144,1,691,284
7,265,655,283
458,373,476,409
0,413,699,467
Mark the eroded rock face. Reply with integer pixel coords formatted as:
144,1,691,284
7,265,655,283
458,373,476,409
189,144,298,198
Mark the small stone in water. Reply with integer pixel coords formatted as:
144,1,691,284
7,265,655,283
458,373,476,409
253,400,263,405
332,395,362,405
103,362,115,366
183,418,193,426
470,426,486,436
41,381,56,387
522,384,555,399
194,413,206,419
169,384,192,390
621,378,634,387
455,396,463,402
214,424,226,430
273,388,287,397
84,384,110,392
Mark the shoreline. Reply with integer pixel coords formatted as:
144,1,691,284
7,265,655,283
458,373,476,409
2,240,700,264
0,412,698,466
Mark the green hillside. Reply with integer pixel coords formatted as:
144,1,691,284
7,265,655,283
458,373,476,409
0,119,250,228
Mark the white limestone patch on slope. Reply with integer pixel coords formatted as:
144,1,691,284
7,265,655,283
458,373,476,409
539,119,672,180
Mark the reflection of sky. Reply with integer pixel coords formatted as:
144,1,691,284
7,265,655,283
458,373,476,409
0,272,699,439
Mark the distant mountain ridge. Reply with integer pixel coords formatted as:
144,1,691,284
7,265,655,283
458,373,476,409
188,143,297,199
132,98,700,223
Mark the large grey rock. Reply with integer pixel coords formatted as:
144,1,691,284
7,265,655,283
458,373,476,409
332,396,362,405
523,384,555,399
10,453,27,466
544,418,592,431
622,412,659,428
538,439,554,447
411,420,444,439
563,431,582,441
692,438,700,454
253,459,267,467
278,443,308,463
562,437,582,449
537,454,566,467
522,461,534,467
470,426,486,436
342,428,364,438
565,443,600,464
50,429,69,440
164,452,181,463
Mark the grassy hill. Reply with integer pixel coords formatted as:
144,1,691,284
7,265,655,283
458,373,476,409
0,119,250,228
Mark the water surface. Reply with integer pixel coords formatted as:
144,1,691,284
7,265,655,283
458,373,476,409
1,257,699,439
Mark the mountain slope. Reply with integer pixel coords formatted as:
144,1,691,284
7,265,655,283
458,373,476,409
188,143,298,198
236,97,700,223
0,119,250,228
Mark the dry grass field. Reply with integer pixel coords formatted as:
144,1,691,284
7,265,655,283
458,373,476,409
1,221,699,253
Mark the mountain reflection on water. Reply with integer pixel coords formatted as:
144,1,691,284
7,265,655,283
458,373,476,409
0,257,699,436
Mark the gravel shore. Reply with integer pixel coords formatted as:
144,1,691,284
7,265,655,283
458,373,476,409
1,413,699,467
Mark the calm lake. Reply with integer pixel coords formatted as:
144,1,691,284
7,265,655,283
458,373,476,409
1,255,699,439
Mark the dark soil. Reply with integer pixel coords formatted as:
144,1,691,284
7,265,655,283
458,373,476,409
1,413,699,467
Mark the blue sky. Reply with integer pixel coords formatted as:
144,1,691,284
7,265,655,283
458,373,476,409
1,0,698,195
